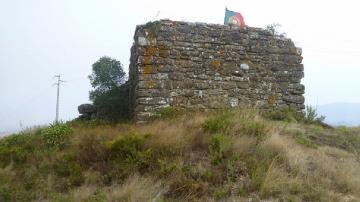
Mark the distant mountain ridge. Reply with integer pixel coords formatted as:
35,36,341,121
0,131,10,137
317,102,360,126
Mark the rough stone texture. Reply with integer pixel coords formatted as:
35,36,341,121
78,104,96,114
129,20,305,122
78,103,96,120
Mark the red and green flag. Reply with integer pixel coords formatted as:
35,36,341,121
224,8,245,27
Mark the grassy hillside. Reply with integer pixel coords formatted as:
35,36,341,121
0,108,359,202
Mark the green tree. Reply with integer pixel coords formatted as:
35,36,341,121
89,56,130,121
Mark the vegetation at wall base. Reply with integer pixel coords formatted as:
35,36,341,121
0,107,359,201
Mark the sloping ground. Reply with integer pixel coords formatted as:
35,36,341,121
0,108,359,202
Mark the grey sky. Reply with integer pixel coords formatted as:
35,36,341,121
1,0,360,134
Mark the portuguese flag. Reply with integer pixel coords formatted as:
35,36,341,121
224,8,245,27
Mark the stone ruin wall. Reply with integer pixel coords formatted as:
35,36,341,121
129,20,305,122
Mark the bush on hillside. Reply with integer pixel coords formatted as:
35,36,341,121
41,123,72,148
263,105,326,126
263,106,303,122
106,132,152,171
157,106,182,119
202,111,233,133
304,105,325,124
0,129,44,166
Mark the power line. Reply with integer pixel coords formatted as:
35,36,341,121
54,75,65,124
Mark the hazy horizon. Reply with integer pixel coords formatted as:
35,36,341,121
1,0,360,135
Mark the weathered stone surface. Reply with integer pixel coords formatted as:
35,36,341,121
78,104,96,114
129,20,305,121
77,103,96,120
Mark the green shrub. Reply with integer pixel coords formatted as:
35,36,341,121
1,133,29,147
68,166,85,187
336,127,360,148
213,188,228,200
304,105,325,124
226,155,240,182
68,118,110,128
158,107,181,119
209,134,229,164
200,170,214,181
54,155,85,187
89,56,130,121
82,190,107,202
242,122,267,138
0,132,44,166
263,107,304,122
106,132,152,170
41,123,72,148
245,147,280,192
203,111,233,133
249,160,269,191
92,85,130,121
0,137,28,165
0,185,12,202
157,159,177,176
295,132,316,148
264,106,326,125
75,134,108,168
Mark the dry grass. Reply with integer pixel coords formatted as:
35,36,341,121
138,112,209,150
260,159,301,198
1,108,360,201
261,132,360,200
72,185,98,201
70,123,132,145
106,174,165,202
230,135,257,156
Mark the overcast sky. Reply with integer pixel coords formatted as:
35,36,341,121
1,0,360,134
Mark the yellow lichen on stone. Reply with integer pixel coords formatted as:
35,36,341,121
143,56,152,65
219,48,225,57
145,80,156,88
142,29,158,56
144,46,158,56
267,95,277,105
210,59,222,71
142,65,156,74
159,49,170,57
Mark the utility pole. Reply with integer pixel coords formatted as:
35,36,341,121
54,75,64,124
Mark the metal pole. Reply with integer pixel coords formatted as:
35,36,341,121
54,75,64,124
56,76,60,123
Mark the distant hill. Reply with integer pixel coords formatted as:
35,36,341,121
0,131,10,137
317,102,360,126
0,129,20,137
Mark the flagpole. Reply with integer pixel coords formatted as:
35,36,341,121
224,6,227,25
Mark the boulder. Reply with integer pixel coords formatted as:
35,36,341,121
78,104,96,115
